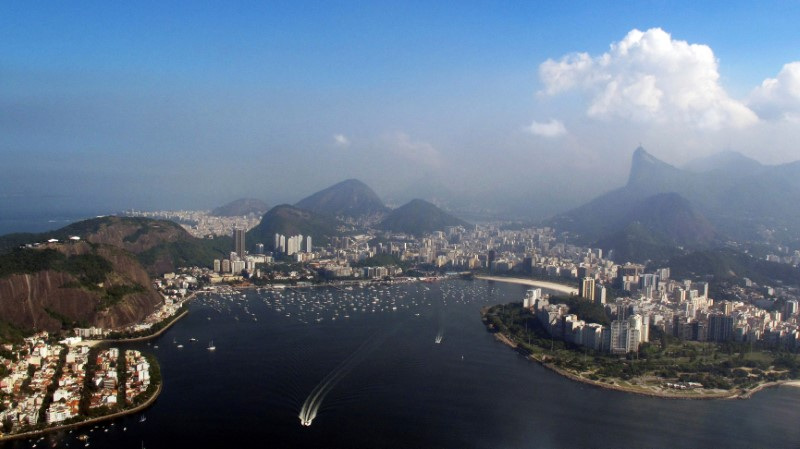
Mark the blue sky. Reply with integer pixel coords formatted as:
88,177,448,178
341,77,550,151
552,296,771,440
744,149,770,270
3,1,800,223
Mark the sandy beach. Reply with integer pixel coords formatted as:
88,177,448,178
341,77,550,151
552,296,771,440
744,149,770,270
476,275,578,295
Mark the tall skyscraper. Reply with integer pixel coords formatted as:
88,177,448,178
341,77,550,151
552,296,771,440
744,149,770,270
233,228,246,257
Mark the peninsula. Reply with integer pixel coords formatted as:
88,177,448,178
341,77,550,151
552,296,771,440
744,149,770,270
483,300,800,399
0,333,162,441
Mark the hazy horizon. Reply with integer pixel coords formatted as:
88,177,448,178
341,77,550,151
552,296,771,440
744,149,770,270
4,2,800,227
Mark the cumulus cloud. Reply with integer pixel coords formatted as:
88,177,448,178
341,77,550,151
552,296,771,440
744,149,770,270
525,119,567,137
749,62,800,121
539,28,758,130
384,132,442,167
333,133,350,147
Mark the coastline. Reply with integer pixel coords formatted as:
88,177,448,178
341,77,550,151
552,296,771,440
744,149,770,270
484,311,798,401
476,275,579,295
0,380,162,442
2,291,190,441
100,289,203,344
104,309,189,344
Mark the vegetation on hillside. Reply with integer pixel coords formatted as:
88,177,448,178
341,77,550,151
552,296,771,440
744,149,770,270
548,295,611,326
378,199,468,236
667,248,800,287
247,204,340,248
0,248,112,286
353,254,407,269
295,179,388,217
137,236,231,274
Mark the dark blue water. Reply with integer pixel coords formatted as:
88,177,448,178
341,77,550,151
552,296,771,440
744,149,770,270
0,199,118,235
0,217,85,236
5,280,800,449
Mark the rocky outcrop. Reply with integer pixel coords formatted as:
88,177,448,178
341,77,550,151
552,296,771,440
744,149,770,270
0,241,162,334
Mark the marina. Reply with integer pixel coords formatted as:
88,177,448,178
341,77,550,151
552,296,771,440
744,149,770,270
4,280,800,448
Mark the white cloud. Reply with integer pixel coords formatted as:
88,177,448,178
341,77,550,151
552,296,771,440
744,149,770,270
749,62,800,121
384,132,442,167
333,133,350,148
525,119,567,137
539,28,758,130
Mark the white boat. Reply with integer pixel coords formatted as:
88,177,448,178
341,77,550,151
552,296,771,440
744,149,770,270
207,341,216,351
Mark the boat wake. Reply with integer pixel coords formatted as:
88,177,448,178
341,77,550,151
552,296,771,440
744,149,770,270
298,331,390,426
435,305,445,344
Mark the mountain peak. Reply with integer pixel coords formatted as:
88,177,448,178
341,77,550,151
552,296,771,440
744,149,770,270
378,199,468,236
632,145,653,161
295,179,387,218
627,147,681,187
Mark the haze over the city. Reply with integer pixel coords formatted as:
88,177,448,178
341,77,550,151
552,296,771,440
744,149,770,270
3,1,800,221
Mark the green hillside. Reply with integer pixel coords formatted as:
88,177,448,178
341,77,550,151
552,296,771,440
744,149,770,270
378,199,468,236
295,179,388,218
247,204,340,249
667,249,800,287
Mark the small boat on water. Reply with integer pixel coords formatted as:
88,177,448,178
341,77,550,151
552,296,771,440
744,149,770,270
207,341,216,351
139,415,147,423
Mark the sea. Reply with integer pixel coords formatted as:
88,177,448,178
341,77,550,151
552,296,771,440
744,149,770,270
3,279,800,449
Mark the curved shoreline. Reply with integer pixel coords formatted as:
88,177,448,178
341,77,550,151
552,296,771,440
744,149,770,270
485,315,799,400
476,275,578,295
104,309,189,344
0,381,162,442
100,289,204,344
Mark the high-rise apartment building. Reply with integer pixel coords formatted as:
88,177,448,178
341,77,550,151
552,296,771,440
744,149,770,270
579,277,595,302
233,228,246,257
